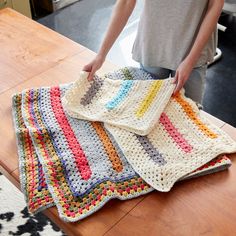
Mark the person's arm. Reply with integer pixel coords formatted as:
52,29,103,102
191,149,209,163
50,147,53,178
83,0,136,80
173,0,224,94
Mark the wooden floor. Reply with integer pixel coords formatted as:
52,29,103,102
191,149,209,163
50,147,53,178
0,8,236,236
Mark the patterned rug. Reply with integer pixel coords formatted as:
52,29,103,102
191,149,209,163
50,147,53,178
12,67,236,223
0,172,65,236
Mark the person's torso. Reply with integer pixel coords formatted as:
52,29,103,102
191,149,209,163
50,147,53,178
132,0,217,70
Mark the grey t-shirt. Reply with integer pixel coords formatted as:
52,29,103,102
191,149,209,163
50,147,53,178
132,0,217,70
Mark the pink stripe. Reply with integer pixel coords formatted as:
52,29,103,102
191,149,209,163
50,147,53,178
50,86,92,180
160,113,193,153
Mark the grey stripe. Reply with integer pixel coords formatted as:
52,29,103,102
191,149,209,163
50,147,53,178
80,75,104,106
136,135,166,166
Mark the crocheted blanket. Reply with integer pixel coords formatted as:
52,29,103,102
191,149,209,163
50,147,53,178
63,67,236,191
62,68,175,135
12,67,236,222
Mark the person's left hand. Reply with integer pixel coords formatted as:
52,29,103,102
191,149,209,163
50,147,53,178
172,59,194,95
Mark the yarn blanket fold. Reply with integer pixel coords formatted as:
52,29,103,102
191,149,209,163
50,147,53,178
12,67,236,222
62,67,175,136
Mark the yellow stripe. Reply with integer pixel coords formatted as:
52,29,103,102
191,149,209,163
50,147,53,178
135,80,163,118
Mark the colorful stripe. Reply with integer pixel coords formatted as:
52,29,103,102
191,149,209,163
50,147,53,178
80,75,104,106
50,86,92,180
26,89,77,213
36,89,80,195
13,83,233,221
17,94,49,211
35,88,135,197
136,135,166,166
26,130,52,210
23,91,59,210
173,93,218,138
21,91,151,216
105,80,134,110
91,121,123,172
27,90,51,195
25,90,80,212
160,113,193,153
37,161,47,191
192,155,229,172
135,80,163,118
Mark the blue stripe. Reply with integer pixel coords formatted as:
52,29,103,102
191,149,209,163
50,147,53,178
105,80,134,110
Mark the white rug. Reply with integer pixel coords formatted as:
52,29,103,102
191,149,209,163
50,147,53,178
0,172,66,236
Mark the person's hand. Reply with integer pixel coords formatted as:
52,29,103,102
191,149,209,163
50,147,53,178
82,54,105,81
172,59,194,95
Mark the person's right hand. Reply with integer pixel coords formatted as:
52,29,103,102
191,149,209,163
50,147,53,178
82,54,105,81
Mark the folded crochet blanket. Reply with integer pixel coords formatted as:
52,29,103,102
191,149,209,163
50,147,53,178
62,68,175,135
63,67,236,192
12,67,236,222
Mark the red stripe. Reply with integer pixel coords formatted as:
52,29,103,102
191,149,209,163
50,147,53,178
160,113,193,153
50,86,92,180
25,89,71,211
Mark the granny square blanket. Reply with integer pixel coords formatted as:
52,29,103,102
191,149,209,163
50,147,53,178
12,67,236,222
63,67,236,192
62,67,175,135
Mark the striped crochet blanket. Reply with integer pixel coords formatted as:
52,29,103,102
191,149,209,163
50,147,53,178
12,67,236,222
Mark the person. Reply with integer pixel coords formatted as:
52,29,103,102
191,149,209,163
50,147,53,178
82,0,224,104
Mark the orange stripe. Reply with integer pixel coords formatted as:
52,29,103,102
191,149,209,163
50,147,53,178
91,122,123,172
173,93,217,139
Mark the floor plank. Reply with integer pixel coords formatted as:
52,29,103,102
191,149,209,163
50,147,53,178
105,155,236,236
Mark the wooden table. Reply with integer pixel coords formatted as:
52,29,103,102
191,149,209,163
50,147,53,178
1,8,236,236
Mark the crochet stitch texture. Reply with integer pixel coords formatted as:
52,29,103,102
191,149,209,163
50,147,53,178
62,67,175,135
63,67,236,192
12,67,236,222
